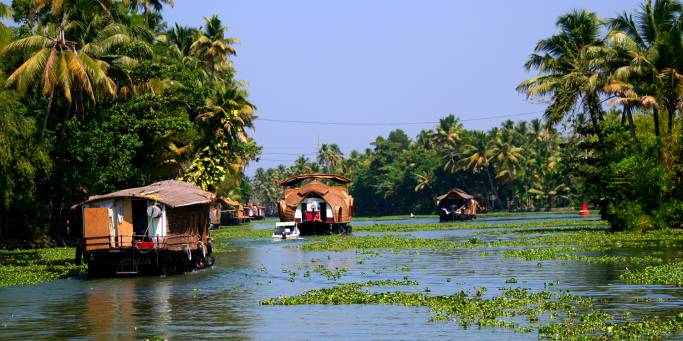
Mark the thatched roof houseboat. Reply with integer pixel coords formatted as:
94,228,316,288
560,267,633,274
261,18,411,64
73,180,217,276
275,173,354,236
436,188,478,222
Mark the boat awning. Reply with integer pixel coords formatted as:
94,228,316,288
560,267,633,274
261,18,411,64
436,188,474,206
72,180,216,209
219,197,241,207
279,173,352,186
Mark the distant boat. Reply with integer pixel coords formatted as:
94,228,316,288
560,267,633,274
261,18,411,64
436,188,478,222
274,173,354,238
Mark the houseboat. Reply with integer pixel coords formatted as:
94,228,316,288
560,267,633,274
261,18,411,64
437,188,478,222
274,173,354,238
218,197,245,226
244,202,266,220
73,180,217,276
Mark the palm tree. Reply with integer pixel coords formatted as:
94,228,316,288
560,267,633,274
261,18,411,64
429,114,463,147
196,83,256,142
128,0,174,26
166,23,196,58
457,131,502,208
608,0,683,140
317,143,343,173
191,15,239,82
3,17,133,132
292,155,314,174
517,10,609,129
487,135,524,208
529,182,571,209
414,171,433,193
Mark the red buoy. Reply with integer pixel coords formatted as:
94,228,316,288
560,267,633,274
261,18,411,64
579,202,590,217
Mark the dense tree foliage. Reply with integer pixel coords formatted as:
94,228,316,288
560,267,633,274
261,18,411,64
0,0,257,242
251,116,577,217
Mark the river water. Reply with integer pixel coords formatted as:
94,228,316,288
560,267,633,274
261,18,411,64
1,214,682,340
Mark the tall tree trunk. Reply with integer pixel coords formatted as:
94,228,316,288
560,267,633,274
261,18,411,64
41,88,56,136
653,106,661,139
624,105,637,145
485,167,503,209
587,93,605,124
666,102,675,140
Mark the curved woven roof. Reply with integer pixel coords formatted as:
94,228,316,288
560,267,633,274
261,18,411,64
436,188,474,206
279,173,352,186
73,180,216,209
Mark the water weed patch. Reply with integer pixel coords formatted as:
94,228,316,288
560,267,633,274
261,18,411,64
0,248,86,287
620,262,683,286
300,235,467,252
355,219,607,233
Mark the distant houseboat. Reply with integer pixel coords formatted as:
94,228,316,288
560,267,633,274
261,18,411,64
73,180,217,276
274,173,354,237
436,188,478,222
244,202,266,220
218,197,247,226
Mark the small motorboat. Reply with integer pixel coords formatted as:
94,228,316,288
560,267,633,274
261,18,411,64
272,222,301,239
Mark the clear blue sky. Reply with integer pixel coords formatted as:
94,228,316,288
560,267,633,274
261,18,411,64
163,0,641,176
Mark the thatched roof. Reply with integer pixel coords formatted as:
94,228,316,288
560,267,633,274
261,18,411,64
279,179,354,223
219,197,241,207
436,188,474,206
73,180,216,209
279,173,352,186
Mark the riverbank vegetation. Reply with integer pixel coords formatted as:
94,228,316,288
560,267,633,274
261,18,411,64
0,1,257,245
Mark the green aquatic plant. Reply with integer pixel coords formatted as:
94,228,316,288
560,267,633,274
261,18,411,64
489,228,683,251
539,311,683,340
354,219,607,233
620,262,683,286
300,235,466,252
0,247,86,287
263,281,683,339
211,226,272,241
502,248,665,265
314,265,348,281
262,281,592,331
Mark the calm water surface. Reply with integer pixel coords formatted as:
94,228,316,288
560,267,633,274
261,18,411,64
0,214,681,340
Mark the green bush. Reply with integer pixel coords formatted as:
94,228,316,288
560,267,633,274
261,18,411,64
654,200,683,229
606,200,655,230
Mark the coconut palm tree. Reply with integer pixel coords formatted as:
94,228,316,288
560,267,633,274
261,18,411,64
191,15,238,82
166,23,196,58
429,114,463,147
292,155,314,174
128,0,174,26
414,170,433,193
196,83,256,142
608,0,683,140
317,143,343,173
487,135,524,207
529,182,571,209
517,10,609,129
457,131,502,208
3,17,133,132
